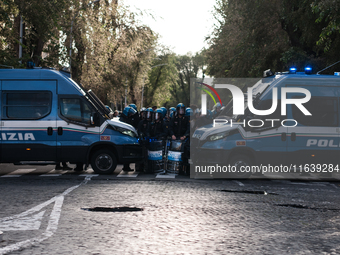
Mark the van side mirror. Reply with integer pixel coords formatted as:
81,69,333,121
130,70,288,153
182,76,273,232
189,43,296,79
91,113,100,126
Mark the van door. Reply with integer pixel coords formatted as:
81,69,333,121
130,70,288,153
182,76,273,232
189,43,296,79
245,98,288,166
286,85,340,167
56,95,100,163
1,80,57,162
0,80,2,161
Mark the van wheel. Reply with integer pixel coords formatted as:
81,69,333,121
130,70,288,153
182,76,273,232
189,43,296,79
228,155,252,179
91,150,117,175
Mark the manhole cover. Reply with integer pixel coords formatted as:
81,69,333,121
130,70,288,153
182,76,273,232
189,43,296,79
82,207,143,212
276,204,310,209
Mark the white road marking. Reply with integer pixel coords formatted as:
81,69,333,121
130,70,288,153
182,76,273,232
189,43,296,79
0,211,45,231
1,168,36,177
233,180,245,186
117,171,139,178
331,184,339,189
40,169,68,176
79,174,99,177
40,174,62,177
0,176,93,255
156,173,176,179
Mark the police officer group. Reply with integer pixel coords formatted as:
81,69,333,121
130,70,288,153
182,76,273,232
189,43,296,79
119,103,191,175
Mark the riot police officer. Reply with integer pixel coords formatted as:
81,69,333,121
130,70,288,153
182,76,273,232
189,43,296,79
119,106,137,171
140,107,147,121
128,103,140,129
169,103,189,140
137,108,154,138
136,108,154,173
212,102,224,119
160,107,169,123
169,107,176,121
120,106,137,126
151,108,168,139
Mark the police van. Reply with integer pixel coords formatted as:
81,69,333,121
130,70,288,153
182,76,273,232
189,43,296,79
0,68,143,174
192,68,340,178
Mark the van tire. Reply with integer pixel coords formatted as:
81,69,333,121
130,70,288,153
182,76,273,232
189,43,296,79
91,150,117,174
228,155,252,179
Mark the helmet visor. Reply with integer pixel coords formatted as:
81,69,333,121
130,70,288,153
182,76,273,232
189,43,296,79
178,107,185,115
154,112,162,120
146,111,152,119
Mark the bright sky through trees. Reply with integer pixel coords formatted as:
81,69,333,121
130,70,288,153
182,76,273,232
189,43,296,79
122,0,216,55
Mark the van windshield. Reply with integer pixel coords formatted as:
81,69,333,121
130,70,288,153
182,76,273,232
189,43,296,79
217,78,272,119
68,78,111,119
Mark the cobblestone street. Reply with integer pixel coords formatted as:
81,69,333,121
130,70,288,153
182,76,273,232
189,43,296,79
1,177,339,254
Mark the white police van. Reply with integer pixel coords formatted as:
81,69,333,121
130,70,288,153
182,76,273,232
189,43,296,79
192,67,340,178
0,68,142,174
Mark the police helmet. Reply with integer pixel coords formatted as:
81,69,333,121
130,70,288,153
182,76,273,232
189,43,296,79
176,103,185,115
213,102,223,112
169,107,176,117
185,107,193,117
160,107,167,118
122,106,131,117
154,108,163,121
128,107,137,117
140,107,147,120
146,107,154,120
129,104,137,111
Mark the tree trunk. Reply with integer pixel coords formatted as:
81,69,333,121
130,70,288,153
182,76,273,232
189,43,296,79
13,15,21,59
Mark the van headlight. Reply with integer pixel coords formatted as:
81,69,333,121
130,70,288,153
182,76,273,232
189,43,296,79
113,126,137,138
208,131,229,141
192,133,202,139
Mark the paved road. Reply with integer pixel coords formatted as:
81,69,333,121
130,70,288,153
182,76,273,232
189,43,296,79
0,164,340,254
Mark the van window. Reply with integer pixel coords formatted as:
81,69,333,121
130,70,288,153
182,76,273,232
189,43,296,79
3,92,52,119
292,97,338,127
60,98,92,125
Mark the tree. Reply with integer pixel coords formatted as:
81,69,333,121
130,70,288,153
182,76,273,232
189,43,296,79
311,0,340,72
168,52,206,107
0,1,158,107
141,50,207,108
143,49,177,108
206,0,340,78
0,0,69,67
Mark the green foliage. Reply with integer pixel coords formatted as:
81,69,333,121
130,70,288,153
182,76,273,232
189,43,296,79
312,0,340,52
0,1,205,108
0,1,157,107
78,3,157,105
0,0,69,67
144,51,207,108
207,0,340,77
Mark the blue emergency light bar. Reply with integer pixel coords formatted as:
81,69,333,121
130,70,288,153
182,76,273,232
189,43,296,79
289,67,297,74
305,67,312,74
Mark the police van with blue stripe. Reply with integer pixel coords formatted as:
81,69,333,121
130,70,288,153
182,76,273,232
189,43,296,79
192,67,340,178
0,68,143,174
